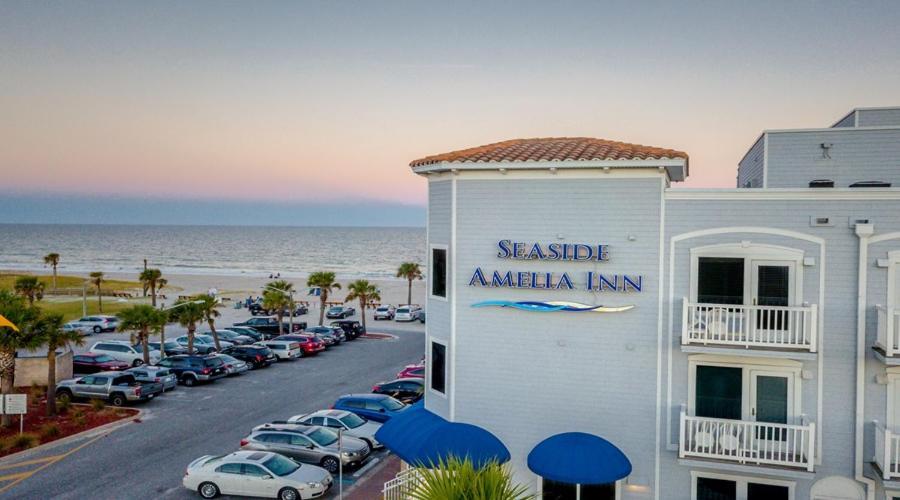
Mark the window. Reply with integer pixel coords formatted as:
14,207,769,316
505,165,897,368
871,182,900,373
290,434,313,447
308,416,326,426
697,257,744,304
542,479,615,500
241,464,268,477
92,377,108,386
431,341,446,394
695,366,742,419
216,463,242,474
431,247,447,298
344,399,364,409
693,472,793,500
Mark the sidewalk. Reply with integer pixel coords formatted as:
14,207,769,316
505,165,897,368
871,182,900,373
346,454,401,500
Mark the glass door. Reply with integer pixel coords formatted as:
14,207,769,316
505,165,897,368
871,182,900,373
750,371,793,442
751,261,794,334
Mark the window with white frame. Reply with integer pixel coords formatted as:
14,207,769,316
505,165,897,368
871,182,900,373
692,471,794,500
690,243,804,308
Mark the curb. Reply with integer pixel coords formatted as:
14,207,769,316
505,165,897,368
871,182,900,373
0,406,143,465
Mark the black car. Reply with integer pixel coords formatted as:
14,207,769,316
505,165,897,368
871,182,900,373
154,355,227,386
329,320,365,340
249,303,308,316
226,326,265,342
221,345,276,369
305,326,343,345
371,378,424,404
145,340,189,356
233,317,306,335
325,305,355,319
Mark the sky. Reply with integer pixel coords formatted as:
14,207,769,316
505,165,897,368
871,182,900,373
2,1,899,225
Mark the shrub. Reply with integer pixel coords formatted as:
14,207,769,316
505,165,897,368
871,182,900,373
0,436,14,452
72,412,86,427
39,423,61,440
12,433,38,450
90,398,105,411
56,398,71,414
29,383,44,401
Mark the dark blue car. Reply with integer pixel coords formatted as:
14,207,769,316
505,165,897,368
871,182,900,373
332,393,409,422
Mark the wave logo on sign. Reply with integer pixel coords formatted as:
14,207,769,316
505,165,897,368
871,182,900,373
472,300,634,313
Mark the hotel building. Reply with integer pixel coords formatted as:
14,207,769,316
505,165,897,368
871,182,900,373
382,107,900,500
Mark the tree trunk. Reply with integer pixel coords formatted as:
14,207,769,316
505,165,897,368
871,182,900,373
150,282,157,307
159,324,166,358
276,312,284,336
187,323,195,354
407,279,412,306
360,300,367,331
209,319,221,351
318,292,327,326
52,266,58,292
97,285,103,313
46,347,57,416
142,326,151,365
0,350,15,427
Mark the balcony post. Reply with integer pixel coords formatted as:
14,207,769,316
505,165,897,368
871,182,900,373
681,299,690,345
807,422,816,471
890,307,897,357
809,304,818,353
678,405,687,458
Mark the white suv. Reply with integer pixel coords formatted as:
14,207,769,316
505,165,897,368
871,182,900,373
394,305,421,322
90,341,160,367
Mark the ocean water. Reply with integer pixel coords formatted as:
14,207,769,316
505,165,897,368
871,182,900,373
0,224,425,280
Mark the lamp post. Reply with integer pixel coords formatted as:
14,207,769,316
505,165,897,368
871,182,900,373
262,284,295,333
338,427,343,500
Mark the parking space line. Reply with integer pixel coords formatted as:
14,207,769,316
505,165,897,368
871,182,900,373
352,456,381,477
0,471,32,482
0,455,59,471
0,432,106,496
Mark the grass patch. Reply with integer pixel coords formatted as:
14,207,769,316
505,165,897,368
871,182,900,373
38,298,133,321
39,423,61,440
11,433,38,450
0,272,141,293
90,399,106,411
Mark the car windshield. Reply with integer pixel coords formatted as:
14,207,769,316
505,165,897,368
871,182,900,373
205,357,225,368
376,307,388,311
306,427,339,446
262,455,300,477
340,413,366,429
397,308,409,313
381,398,406,411
164,342,180,349
93,355,115,363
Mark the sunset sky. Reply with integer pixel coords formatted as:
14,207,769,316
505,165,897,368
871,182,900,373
2,1,899,225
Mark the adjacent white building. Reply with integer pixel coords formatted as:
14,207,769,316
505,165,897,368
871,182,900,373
392,107,900,500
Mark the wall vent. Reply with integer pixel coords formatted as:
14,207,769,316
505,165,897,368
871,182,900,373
810,216,833,227
850,217,871,228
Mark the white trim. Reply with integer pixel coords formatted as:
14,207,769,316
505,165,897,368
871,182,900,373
690,470,796,500
666,188,900,201
855,109,860,127
449,176,457,420
427,337,448,399
425,168,668,181
887,373,900,431
427,244,449,302
762,125,900,134
655,176,665,500
666,227,825,453
412,158,687,181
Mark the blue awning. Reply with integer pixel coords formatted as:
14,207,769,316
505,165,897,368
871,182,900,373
527,432,631,485
374,404,510,469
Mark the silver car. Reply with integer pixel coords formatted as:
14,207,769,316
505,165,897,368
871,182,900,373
126,366,178,391
288,409,383,449
216,353,249,376
243,423,370,473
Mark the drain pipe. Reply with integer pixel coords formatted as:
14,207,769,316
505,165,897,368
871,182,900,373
854,222,876,500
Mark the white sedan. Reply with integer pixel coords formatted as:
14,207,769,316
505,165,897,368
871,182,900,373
183,451,332,500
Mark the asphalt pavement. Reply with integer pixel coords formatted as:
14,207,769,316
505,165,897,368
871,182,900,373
0,316,425,500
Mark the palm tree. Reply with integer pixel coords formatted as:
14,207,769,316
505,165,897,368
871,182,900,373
262,288,290,336
197,296,222,351
345,280,380,331
43,253,60,292
89,272,104,313
0,290,41,427
117,305,167,365
139,268,164,307
396,262,423,306
169,299,205,354
13,276,44,306
34,312,83,416
307,272,341,326
408,456,533,500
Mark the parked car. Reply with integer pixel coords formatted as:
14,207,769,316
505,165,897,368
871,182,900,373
418,311,426,324
221,345,276,369
126,366,178,391
396,364,425,379
303,326,343,346
63,322,92,336
261,340,303,361
56,372,163,406
72,353,130,374
234,317,305,336
331,394,409,423
65,315,117,334
394,306,421,322
373,305,395,320
155,354,227,386
183,451,332,500
372,378,425,404
268,335,324,356
175,335,233,354
90,340,160,367
146,340,189,356
329,320,364,340
288,410,383,449
208,329,254,345
224,326,264,342
216,353,249,376
244,422,370,473
249,303,308,317
325,306,355,319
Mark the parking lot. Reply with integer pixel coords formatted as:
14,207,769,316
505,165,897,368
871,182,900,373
0,307,425,499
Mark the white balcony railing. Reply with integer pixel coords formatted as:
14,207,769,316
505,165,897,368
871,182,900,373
679,410,815,471
682,299,817,352
876,305,900,357
383,467,422,500
875,421,900,479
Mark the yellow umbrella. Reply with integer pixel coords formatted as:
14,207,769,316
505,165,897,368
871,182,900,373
0,314,19,332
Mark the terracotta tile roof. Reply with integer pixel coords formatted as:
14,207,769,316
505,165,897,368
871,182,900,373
410,137,688,168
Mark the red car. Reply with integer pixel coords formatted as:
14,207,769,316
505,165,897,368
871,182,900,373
72,353,130,374
273,334,325,356
396,364,425,379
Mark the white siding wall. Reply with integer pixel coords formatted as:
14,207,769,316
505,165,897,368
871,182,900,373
857,109,900,127
425,179,452,419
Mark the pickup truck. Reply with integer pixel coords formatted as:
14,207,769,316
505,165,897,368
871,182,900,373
56,372,164,406
249,303,308,316
232,317,306,336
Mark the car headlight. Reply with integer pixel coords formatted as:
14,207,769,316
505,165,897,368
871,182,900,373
307,482,322,488
342,451,354,457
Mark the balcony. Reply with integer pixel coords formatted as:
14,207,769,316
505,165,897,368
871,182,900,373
875,421,900,479
682,299,817,352
679,410,815,471
383,467,422,500
876,305,900,357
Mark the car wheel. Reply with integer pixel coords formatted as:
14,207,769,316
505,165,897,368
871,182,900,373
110,393,126,407
132,359,143,367
278,487,300,500
93,325,102,333
183,375,196,387
321,456,340,473
198,482,220,499
56,389,72,404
